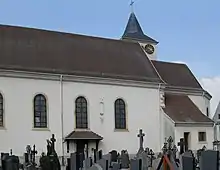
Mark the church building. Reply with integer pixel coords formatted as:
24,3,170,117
0,11,214,160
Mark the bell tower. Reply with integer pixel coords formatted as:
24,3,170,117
121,4,158,60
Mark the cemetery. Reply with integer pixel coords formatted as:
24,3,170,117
0,129,219,170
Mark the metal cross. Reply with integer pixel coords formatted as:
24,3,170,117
137,129,145,150
31,145,38,165
50,134,56,152
130,0,135,12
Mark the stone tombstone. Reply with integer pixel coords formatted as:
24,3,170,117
102,154,111,168
138,150,149,170
130,158,142,170
109,150,118,163
1,152,9,170
87,164,102,170
177,138,185,155
83,157,93,170
200,150,219,170
181,151,195,170
111,162,120,170
79,152,85,169
70,152,77,170
97,158,108,170
120,150,130,169
5,155,20,170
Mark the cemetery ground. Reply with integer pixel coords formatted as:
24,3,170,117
0,129,219,170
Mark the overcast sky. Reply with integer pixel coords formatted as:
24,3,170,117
0,0,219,116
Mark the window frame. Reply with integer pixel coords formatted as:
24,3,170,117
198,131,206,142
75,96,88,129
33,94,47,128
114,98,127,130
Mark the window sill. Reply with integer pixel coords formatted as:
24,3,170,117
74,128,90,131
114,129,129,132
198,141,207,144
0,127,6,130
32,128,50,131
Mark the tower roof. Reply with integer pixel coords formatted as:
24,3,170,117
122,12,158,44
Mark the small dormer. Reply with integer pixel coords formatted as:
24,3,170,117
121,12,158,60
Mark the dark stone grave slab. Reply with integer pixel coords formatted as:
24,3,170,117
120,150,129,169
111,162,120,170
181,151,195,170
102,154,111,168
83,157,93,170
130,158,142,170
97,158,108,170
70,152,77,170
200,150,219,170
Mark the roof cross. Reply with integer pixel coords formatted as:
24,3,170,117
130,0,135,13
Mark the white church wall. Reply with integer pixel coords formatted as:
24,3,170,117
0,76,62,156
162,111,175,142
174,126,214,151
63,81,161,154
0,75,161,157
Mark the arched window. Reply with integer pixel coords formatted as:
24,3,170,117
115,99,126,129
0,93,3,127
34,94,47,128
75,96,88,129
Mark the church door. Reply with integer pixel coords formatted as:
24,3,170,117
76,140,88,170
184,132,190,151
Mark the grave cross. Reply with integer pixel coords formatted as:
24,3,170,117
31,144,38,165
137,129,145,150
177,138,185,154
50,134,56,152
148,149,154,167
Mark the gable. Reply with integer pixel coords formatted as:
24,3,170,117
0,24,161,83
152,60,202,89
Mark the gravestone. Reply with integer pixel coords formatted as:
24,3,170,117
148,149,155,167
137,129,145,155
88,164,102,170
102,154,111,168
181,151,195,170
109,150,118,163
83,157,93,170
4,155,20,170
130,158,142,170
200,150,219,170
1,153,10,170
120,150,129,169
70,152,77,170
138,149,149,170
112,162,120,170
177,138,185,154
97,158,108,170
39,134,61,170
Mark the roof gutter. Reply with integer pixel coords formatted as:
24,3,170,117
175,122,214,127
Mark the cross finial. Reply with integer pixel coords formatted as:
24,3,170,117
137,129,145,150
130,0,135,13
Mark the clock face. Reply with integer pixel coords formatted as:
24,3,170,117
145,44,155,54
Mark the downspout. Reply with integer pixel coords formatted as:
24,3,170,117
158,83,162,151
60,75,65,166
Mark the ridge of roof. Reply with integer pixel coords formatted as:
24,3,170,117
0,24,136,45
